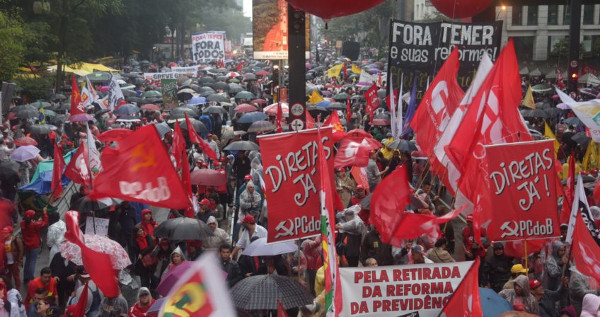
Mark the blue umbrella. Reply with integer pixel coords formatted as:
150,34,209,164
317,100,331,108
479,287,512,317
238,112,267,124
188,96,207,105
114,103,140,115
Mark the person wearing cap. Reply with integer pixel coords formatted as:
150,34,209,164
21,207,48,285
335,168,356,208
410,245,433,264
232,215,267,259
530,277,568,317
461,214,487,261
499,275,540,314
196,198,217,223
481,242,513,292
128,287,154,317
45,306,62,317
234,174,254,211
503,264,529,291
350,184,367,206
2,225,23,290
203,216,231,252
335,206,366,267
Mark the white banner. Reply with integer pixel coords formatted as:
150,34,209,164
339,261,474,317
85,217,109,236
171,66,199,76
358,71,379,84
192,32,225,63
143,72,180,81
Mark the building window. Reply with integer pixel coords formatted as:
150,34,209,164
583,5,594,25
548,5,558,25
563,5,570,25
527,6,538,25
583,35,592,52
512,6,523,25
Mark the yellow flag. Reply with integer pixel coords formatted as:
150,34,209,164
544,122,560,157
308,90,324,104
522,85,536,109
583,141,600,171
327,64,343,78
351,64,361,74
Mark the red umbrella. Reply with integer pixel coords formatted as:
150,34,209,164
140,104,160,111
14,136,38,146
372,118,390,126
234,103,258,113
249,99,267,105
254,70,271,76
190,169,227,186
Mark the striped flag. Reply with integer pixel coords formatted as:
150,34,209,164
317,126,342,316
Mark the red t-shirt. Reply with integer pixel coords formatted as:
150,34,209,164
25,276,57,305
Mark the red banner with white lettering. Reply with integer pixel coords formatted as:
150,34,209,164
484,140,560,241
259,129,334,243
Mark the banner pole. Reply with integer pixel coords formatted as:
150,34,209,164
523,239,528,271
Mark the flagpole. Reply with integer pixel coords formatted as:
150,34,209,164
523,239,528,271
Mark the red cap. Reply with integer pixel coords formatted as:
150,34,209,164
2,226,13,234
466,214,473,222
199,198,211,205
142,117,147,122
356,185,365,190
24,210,35,219
244,174,253,181
142,209,152,216
241,214,255,224
529,279,542,290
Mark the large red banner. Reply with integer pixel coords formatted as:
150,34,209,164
484,140,560,241
259,129,334,243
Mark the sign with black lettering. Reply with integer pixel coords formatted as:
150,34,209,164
388,20,502,93
192,32,225,63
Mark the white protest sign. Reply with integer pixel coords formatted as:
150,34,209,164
339,261,474,317
171,66,199,76
85,217,110,236
192,32,225,63
143,72,180,81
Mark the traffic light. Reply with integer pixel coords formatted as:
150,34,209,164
567,59,579,93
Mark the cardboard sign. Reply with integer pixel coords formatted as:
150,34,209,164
485,140,560,241
85,217,109,236
170,66,199,76
192,32,225,63
161,79,178,110
259,129,334,242
339,262,474,317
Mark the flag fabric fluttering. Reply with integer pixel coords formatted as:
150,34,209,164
317,126,343,316
107,74,124,111
522,85,536,109
439,258,482,317
50,141,65,199
561,153,577,227
276,102,283,133
401,77,418,136
323,110,346,142
565,174,600,245
70,75,86,116
66,280,88,317
184,114,217,161
572,209,600,285
308,90,324,104
85,123,101,178
64,142,91,188
544,122,560,157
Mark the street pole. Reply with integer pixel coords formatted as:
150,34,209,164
287,4,306,129
568,0,582,93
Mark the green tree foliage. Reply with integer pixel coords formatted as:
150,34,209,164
15,73,54,100
0,10,25,82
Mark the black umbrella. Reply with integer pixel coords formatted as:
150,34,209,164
247,120,275,133
154,122,171,138
564,117,583,126
208,93,229,103
235,91,255,100
30,124,57,135
528,109,549,118
121,89,138,98
179,118,208,135
213,82,230,92
154,217,212,241
387,139,418,152
543,107,563,118
171,107,197,116
199,77,215,84
228,83,243,94
202,105,226,114
0,160,19,180
199,86,216,95
75,197,122,214
327,102,346,110
231,274,313,310
572,132,592,146
12,104,39,119
224,140,260,151
377,89,386,99
333,92,348,101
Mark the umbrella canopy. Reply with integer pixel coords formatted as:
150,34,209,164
121,89,138,98
207,93,230,102
531,84,553,94
243,73,257,81
224,140,260,151
213,82,230,92
76,197,122,214
527,109,549,118
140,104,160,111
0,160,19,180
248,120,276,133
178,117,208,134
235,91,255,100
188,96,208,106
254,70,270,76
170,106,197,116
59,234,131,269
263,103,289,117
563,117,583,126
388,139,418,152
198,87,216,97
242,238,297,256
572,132,592,146
14,136,38,146
327,102,346,110
250,99,267,105
154,217,212,241
479,287,512,317
30,124,57,135
11,104,39,119
141,90,162,98
10,145,40,162
238,112,268,124
228,83,243,94
333,92,348,101
190,169,227,186
371,118,390,126
543,107,563,118
154,122,171,138
114,104,140,116
231,275,313,310
203,105,227,114
156,261,195,296
234,103,258,113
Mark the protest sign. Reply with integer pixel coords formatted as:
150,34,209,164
85,217,109,236
192,32,225,63
387,20,502,94
339,261,474,317
161,79,178,109
143,72,180,81
171,66,199,76
259,128,334,243
484,140,560,241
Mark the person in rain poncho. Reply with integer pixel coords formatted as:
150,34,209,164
7,288,26,317
580,294,600,317
543,240,568,291
163,246,186,275
499,275,540,314
46,213,65,265
203,216,231,252
239,181,262,219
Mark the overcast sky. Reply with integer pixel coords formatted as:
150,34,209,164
243,0,252,18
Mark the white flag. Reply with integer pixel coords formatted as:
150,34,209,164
85,122,102,178
397,74,403,138
566,175,590,244
107,75,124,111
389,72,397,139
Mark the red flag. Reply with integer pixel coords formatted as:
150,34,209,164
97,129,133,143
369,165,411,247
323,110,346,142
377,72,382,87
66,280,88,317
276,102,283,133
572,211,600,284
184,114,217,161
305,110,315,129
560,153,576,225
64,142,91,188
556,68,566,90
51,142,65,199
334,138,378,168
593,179,600,206
384,88,399,112
343,62,347,79
88,125,191,209
171,122,186,170
350,166,369,190
440,258,482,317
277,300,289,317
388,205,466,243
64,211,119,297
411,48,464,161
181,151,193,197
70,74,86,116
236,61,243,73
364,84,379,124
346,96,352,123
